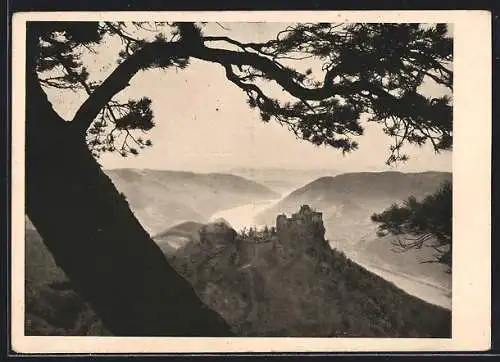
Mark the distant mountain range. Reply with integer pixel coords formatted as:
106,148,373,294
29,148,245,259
256,171,451,244
104,168,280,235
226,167,340,194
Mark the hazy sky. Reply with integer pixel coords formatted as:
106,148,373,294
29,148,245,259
44,22,452,173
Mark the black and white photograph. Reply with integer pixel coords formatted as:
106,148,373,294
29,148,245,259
11,11,491,353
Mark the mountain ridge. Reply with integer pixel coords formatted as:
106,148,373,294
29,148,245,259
286,171,451,198
104,168,280,235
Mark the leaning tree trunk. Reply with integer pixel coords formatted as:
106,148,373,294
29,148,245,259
25,49,234,337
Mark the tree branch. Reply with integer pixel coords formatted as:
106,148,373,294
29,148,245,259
71,37,450,146
72,40,364,136
71,41,189,136
190,44,344,100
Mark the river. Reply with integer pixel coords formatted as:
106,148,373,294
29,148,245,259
208,195,451,310
209,190,294,230
353,258,451,309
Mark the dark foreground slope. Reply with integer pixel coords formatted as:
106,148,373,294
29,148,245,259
168,216,451,337
25,211,450,337
25,226,111,336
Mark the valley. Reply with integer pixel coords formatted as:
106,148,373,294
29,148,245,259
205,185,452,310
104,168,280,235
25,168,453,336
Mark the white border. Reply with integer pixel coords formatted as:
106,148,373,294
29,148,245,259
11,10,492,353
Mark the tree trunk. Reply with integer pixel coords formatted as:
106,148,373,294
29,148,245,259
25,41,234,337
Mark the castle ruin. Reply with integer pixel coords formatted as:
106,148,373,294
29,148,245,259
276,204,323,233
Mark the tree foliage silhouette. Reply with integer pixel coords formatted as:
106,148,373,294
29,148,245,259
25,21,452,336
371,181,452,270
34,22,452,162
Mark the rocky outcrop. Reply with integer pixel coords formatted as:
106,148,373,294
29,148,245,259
168,206,451,337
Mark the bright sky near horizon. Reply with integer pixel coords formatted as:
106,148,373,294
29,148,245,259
44,22,453,173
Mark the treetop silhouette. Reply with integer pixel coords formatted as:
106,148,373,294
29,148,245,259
371,180,452,270
33,22,452,163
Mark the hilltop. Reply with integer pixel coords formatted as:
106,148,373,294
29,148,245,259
153,221,205,256
169,205,451,337
255,171,452,302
